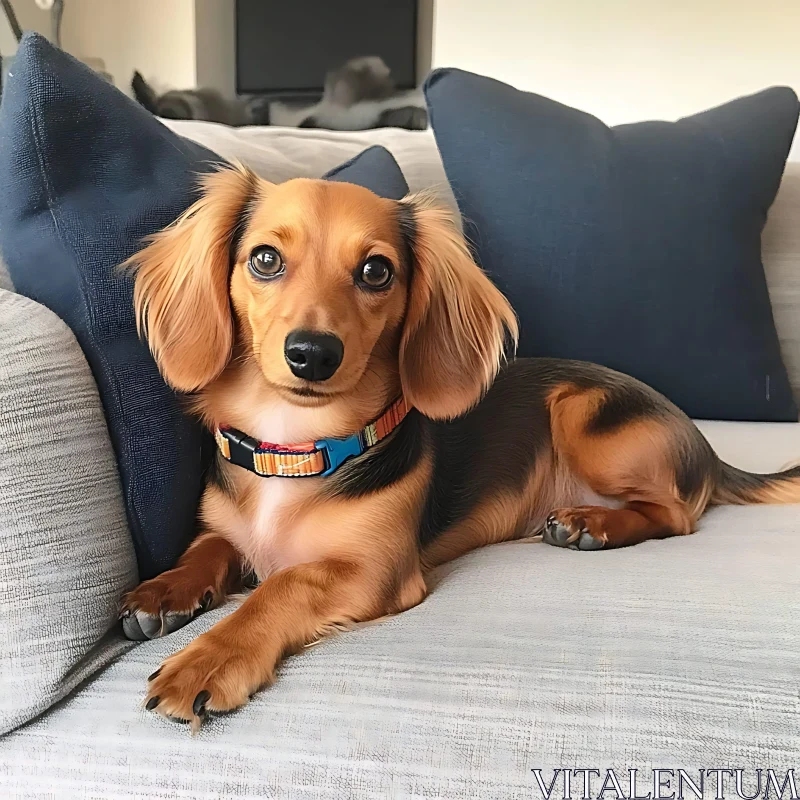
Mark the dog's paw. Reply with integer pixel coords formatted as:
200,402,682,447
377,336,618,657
144,633,265,731
542,507,608,550
120,569,217,641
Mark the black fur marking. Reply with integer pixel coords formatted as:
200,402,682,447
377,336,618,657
587,383,664,434
329,410,425,499
206,449,236,499
229,189,260,267
418,361,552,546
717,462,800,503
395,202,416,270
674,432,717,500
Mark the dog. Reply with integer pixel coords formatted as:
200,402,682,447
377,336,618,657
121,165,800,730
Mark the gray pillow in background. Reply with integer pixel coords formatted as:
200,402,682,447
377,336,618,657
0,289,137,734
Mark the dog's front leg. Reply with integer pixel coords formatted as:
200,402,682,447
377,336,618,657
121,532,243,640
144,558,391,727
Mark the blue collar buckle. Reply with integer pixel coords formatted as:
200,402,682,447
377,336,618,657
315,432,366,476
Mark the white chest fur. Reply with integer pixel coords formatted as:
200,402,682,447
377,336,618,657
244,479,310,578
215,398,343,579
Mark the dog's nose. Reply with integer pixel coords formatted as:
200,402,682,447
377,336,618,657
284,330,344,382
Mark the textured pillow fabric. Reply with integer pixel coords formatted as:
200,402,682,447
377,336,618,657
0,34,221,579
324,144,409,198
425,68,799,421
0,289,137,735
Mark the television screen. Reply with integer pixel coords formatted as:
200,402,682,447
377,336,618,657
236,0,418,95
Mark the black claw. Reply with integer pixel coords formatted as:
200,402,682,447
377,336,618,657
201,591,214,611
193,689,211,717
145,695,160,711
148,667,162,682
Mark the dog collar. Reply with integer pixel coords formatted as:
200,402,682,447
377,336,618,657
214,396,410,478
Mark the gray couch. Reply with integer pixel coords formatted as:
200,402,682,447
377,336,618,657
1,125,799,799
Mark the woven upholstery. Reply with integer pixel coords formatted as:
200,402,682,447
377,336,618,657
1,505,798,797
0,289,137,735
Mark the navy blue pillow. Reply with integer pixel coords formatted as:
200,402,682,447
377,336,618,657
425,68,799,421
324,144,408,198
0,33,409,578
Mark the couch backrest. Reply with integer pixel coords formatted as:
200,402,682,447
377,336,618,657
763,162,800,405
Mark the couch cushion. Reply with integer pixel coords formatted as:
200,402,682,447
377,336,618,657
0,33,221,579
0,289,137,736
1,501,797,796
425,68,799,422
696,418,800,473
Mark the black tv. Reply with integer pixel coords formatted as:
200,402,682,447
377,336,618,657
235,0,419,95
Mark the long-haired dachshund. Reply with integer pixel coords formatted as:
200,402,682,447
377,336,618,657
121,164,800,729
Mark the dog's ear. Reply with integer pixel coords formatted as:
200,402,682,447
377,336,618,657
398,195,518,420
126,164,260,392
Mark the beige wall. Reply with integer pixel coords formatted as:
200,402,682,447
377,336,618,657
0,0,49,56
433,0,800,158
194,0,234,97
4,0,198,94
61,0,197,93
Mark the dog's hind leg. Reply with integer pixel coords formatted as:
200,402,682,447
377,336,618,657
542,381,715,551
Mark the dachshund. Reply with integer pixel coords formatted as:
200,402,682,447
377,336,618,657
121,164,800,729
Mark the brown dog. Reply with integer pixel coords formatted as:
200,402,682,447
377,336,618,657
122,165,800,729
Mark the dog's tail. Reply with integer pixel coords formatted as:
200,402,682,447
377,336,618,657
713,461,800,505
132,70,159,115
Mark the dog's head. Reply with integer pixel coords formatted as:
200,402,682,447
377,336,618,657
129,165,517,421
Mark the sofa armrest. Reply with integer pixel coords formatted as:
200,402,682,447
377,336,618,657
0,288,137,734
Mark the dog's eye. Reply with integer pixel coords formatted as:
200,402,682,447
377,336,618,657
248,246,285,279
357,257,394,290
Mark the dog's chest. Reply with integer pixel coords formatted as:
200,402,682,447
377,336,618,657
246,479,305,576
219,475,326,580
225,406,334,578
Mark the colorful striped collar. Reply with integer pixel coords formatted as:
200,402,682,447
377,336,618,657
214,396,410,478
